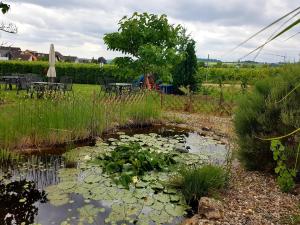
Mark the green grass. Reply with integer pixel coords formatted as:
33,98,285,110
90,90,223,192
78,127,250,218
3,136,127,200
0,85,161,149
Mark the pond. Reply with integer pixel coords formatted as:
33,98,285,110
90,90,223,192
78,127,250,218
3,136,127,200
0,126,228,225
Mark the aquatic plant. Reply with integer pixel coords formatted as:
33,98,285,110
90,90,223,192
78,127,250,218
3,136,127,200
96,143,177,188
63,148,79,168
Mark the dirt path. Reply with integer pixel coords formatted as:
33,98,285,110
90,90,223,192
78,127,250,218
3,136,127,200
163,111,300,225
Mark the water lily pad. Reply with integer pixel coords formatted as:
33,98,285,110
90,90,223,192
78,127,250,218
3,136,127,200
170,195,180,202
19,198,26,203
165,204,186,217
84,174,102,184
151,201,164,211
57,181,76,190
154,193,170,203
77,204,101,224
135,181,148,188
150,182,164,190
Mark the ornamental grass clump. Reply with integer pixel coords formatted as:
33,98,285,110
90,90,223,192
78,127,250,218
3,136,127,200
170,165,227,209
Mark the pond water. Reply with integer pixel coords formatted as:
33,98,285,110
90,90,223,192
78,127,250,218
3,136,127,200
0,126,228,225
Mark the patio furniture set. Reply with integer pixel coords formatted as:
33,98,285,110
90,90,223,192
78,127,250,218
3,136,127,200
0,74,73,98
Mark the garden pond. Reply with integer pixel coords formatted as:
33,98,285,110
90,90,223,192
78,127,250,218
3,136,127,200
0,126,228,225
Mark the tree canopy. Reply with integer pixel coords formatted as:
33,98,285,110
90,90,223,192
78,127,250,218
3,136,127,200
0,2,9,14
104,12,189,81
173,39,199,91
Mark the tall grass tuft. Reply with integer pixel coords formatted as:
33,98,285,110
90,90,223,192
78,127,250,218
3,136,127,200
170,165,227,209
0,91,161,149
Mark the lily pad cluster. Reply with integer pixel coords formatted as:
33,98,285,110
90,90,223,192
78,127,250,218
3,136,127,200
96,143,177,188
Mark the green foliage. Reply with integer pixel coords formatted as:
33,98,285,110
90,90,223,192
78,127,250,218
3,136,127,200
271,140,296,192
173,40,199,91
197,66,280,84
170,165,227,207
104,12,188,81
96,143,176,188
234,64,300,171
0,2,10,14
0,90,161,149
0,61,136,84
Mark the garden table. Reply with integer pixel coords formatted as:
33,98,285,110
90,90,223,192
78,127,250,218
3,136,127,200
108,83,133,95
1,76,21,90
30,82,65,98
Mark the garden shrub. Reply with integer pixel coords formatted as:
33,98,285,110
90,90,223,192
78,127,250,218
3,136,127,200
234,64,300,171
170,165,227,209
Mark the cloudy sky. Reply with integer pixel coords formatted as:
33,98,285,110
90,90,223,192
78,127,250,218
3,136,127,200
0,0,299,62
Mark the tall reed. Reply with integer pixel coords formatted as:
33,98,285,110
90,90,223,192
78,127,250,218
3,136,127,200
0,91,161,149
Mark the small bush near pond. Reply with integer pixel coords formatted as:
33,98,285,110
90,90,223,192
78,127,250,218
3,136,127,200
170,165,227,209
96,143,177,188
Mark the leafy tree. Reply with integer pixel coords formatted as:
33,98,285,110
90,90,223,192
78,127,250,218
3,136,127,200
104,12,188,82
0,2,17,34
0,2,9,14
173,39,199,91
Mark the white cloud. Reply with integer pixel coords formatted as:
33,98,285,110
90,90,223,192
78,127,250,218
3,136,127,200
0,0,298,62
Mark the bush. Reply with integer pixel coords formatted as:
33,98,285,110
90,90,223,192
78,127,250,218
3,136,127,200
170,165,227,208
0,61,137,84
234,64,300,171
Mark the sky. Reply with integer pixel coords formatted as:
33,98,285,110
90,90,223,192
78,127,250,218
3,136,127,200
0,0,299,63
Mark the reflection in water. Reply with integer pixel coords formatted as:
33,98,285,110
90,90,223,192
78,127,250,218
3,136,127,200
1,155,64,190
0,179,48,225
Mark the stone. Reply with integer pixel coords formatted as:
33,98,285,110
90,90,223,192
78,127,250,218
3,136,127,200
198,197,224,220
202,126,211,132
181,215,200,225
181,216,216,225
174,144,189,153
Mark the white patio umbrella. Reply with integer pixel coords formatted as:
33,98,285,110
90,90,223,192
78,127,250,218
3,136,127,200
46,43,56,82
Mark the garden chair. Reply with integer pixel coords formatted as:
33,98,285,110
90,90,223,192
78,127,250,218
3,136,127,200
60,76,73,92
103,77,115,94
0,76,5,90
17,77,30,94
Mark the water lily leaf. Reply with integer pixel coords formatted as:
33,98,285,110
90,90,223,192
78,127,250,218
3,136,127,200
170,195,180,202
149,210,171,224
151,201,164,211
141,174,156,182
143,197,154,206
135,181,148,188
150,182,164,190
78,204,100,224
49,197,69,206
163,188,177,194
165,204,186,217
84,174,102,184
19,198,26,203
57,181,76,191
154,193,170,203
122,194,137,204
